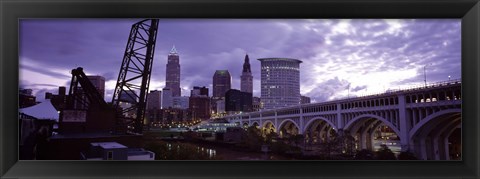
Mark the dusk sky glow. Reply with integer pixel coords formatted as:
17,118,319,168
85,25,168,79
20,19,461,103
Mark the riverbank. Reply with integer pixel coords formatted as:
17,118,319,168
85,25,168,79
146,137,293,160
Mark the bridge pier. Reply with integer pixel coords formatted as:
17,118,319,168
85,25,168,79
398,94,412,152
225,81,461,160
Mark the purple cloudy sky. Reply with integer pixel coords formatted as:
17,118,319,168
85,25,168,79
20,19,461,103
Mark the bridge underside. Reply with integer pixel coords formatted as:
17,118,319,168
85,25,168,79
228,82,461,160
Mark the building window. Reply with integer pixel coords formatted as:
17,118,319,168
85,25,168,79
107,151,113,160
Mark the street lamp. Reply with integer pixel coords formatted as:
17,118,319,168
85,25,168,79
448,75,451,82
423,63,432,88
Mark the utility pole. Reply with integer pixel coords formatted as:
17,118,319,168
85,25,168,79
424,65,427,88
347,83,350,98
424,63,432,88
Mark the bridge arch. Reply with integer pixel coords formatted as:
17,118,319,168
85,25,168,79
303,117,339,144
409,108,461,140
344,114,401,136
242,122,249,129
408,108,461,160
251,121,260,128
303,117,338,132
278,119,300,131
262,120,277,134
278,119,301,137
262,120,275,128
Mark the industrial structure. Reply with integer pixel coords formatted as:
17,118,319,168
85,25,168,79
26,19,161,160
111,19,159,134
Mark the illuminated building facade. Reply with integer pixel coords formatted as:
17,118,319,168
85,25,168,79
258,58,302,109
165,46,181,97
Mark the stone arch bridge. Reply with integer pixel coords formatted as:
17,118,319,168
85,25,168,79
225,80,461,160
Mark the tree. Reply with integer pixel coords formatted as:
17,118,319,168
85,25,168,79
335,134,356,155
291,134,305,148
398,150,418,160
264,132,279,145
354,149,375,160
240,126,264,151
375,144,397,160
318,139,340,158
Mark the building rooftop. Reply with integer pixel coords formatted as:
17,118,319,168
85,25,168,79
127,148,154,156
91,142,128,149
257,58,302,63
214,70,230,76
19,99,59,121
169,45,178,55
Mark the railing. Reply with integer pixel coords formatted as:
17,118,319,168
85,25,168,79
337,79,461,100
226,79,461,120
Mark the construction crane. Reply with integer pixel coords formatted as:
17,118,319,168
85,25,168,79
60,19,159,135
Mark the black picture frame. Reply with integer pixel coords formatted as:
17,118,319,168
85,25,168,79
1,0,479,178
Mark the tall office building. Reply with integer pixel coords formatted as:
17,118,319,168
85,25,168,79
240,54,253,94
191,86,209,97
189,96,211,121
146,90,162,126
225,89,252,113
258,58,302,109
301,95,311,104
162,88,173,109
87,75,105,99
212,70,231,113
165,46,181,97
213,70,231,98
189,86,211,120
252,96,263,111
147,90,162,110
172,96,189,109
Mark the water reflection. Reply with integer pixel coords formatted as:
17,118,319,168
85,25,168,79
165,143,216,159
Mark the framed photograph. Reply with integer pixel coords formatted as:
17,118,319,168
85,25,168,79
2,0,479,178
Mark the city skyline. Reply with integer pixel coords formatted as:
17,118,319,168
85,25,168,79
20,19,461,103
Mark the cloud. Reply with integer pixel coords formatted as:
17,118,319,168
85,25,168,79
306,77,350,102
351,85,367,92
20,19,461,104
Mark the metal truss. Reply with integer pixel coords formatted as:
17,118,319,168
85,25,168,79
111,19,159,134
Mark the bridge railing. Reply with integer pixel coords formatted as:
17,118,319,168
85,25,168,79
338,79,461,100
225,79,461,121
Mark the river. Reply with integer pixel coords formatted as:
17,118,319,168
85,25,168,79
164,140,292,160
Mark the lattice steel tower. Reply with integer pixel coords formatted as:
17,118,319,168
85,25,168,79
112,19,159,134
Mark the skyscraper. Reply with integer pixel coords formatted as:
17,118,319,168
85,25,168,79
165,46,181,97
258,58,302,109
172,96,189,109
213,70,231,98
225,89,252,113
146,90,162,110
212,70,231,113
240,54,253,94
189,86,211,121
162,88,173,109
191,86,209,97
87,75,105,99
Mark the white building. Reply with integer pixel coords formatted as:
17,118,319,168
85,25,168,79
81,142,155,160
258,58,302,109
